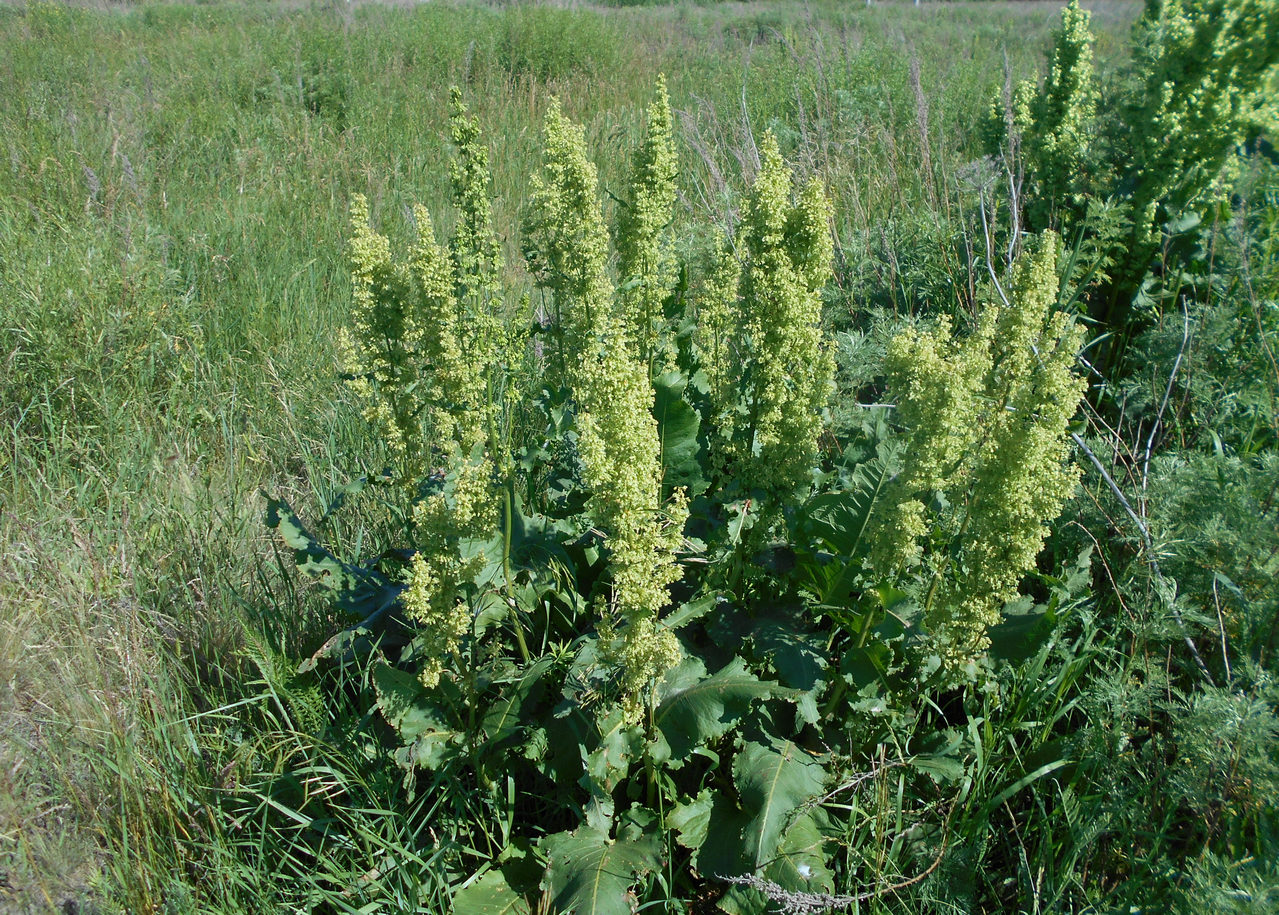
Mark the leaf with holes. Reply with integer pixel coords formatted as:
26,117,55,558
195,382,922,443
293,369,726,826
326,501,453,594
540,827,660,915
265,495,363,593
452,870,533,915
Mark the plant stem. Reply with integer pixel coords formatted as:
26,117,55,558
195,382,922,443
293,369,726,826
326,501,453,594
503,480,531,664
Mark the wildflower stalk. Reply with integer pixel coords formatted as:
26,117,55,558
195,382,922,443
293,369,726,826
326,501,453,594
618,74,679,375
877,232,1086,672
697,133,834,527
525,98,686,722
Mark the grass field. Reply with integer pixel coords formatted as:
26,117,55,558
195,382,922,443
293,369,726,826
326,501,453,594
10,1,1278,913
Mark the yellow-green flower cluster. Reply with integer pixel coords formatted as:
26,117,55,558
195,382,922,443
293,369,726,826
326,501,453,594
343,95,510,689
873,313,993,573
877,233,1086,671
339,195,432,478
1124,0,1278,242
409,205,487,452
448,87,512,438
525,98,687,721
1022,0,1097,211
694,240,741,426
404,457,498,688
523,99,614,373
617,75,679,375
698,133,834,511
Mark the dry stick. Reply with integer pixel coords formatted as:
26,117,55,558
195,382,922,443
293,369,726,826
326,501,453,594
1211,576,1233,684
805,758,909,811
1140,302,1191,520
719,802,954,913
1070,428,1214,685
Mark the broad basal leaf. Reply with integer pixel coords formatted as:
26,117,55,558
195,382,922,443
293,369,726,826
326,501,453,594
452,870,533,915
653,658,791,762
797,456,891,560
793,457,893,605
749,606,828,691
734,738,827,873
540,827,659,915
717,811,834,915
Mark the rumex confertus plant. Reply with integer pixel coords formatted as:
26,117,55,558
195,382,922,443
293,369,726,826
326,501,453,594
988,0,1279,356
268,81,1089,914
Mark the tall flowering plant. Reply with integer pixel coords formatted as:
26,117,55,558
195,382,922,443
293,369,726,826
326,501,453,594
268,82,1087,915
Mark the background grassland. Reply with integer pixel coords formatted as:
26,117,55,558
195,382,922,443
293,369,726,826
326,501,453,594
0,1,1162,911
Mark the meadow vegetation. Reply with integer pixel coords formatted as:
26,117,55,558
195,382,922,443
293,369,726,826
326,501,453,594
2,1,1277,913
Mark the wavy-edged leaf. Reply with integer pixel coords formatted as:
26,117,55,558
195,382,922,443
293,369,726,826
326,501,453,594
653,370,707,498
452,870,532,915
581,709,643,832
798,456,891,557
793,457,893,605
734,738,827,873
481,656,556,750
667,789,714,853
264,495,362,593
540,827,659,915
654,657,791,761
372,663,461,770
662,593,722,631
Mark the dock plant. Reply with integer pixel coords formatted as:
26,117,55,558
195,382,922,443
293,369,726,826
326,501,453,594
268,82,1088,914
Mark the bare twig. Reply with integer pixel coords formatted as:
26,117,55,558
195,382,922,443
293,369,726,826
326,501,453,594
1212,576,1233,684
1140,302,1192,517
718,803,953,913
1070,429,1214,684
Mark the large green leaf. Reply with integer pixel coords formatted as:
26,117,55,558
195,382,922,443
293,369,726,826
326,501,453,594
734,738,828,873
372,663,461,770
653,658,790,761
749,606,828,691
797,456,891,558
717,811,835,915
540,827,659,915
581,709,643,832
667,789,714,853
793,457,892,605
480,656,556,750
768,810,833,890
452,870,533,915
652,370,706,498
